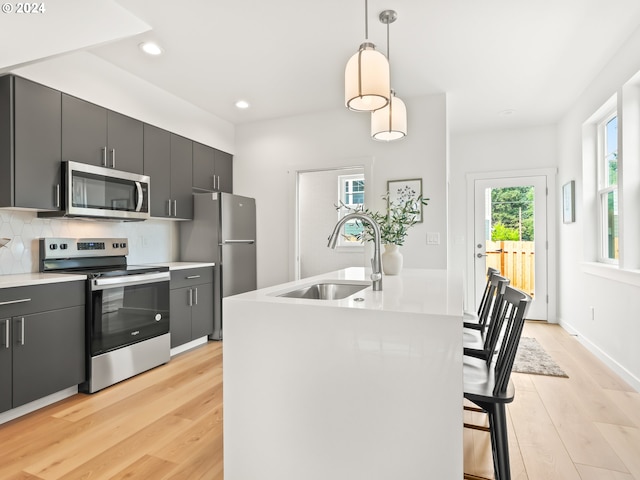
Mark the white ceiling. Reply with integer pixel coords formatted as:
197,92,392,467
3,0,640,133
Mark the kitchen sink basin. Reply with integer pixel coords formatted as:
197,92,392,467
277,282,369,300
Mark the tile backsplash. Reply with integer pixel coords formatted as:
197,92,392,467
0,210,178,275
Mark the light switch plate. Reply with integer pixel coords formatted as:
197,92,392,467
426,232,440,245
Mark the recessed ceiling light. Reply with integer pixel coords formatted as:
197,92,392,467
139,42,163,56
235,100,250,109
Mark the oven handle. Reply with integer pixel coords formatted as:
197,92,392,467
92,271,170,291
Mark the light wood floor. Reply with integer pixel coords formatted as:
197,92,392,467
464,321,640,480
0,322,638,479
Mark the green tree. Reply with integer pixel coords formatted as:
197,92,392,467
490,186,534,241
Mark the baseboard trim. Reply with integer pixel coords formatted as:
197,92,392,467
559,318,640,393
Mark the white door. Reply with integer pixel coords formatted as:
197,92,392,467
474,175,548,320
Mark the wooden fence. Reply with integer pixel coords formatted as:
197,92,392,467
486,240,535,297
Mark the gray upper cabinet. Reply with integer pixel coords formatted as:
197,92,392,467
62,94,143,173
170,134,194,219
192,142,233,193
106,111,144,174
0,75,62,210
143,124,172,218
214,149,233,193
144,126,193,219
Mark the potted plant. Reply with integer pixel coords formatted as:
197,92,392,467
337,191,429,274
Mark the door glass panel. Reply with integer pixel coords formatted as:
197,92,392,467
484,185,535,298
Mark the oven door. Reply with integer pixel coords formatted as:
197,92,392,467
89,272,170,356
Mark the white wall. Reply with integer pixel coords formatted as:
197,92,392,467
449,126,558,312
234,94,448,289
298,168,365,279
556,25,640,390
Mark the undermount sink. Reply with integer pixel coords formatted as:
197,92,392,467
277,282,369,300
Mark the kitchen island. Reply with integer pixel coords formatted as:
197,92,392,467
223,267,463,480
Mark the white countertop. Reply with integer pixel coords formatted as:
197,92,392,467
148,261,215,270
0,272,87,289
230,266,462,317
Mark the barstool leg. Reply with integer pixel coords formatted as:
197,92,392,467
488,404,511,480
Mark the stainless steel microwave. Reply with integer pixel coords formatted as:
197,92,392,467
40,161,150,221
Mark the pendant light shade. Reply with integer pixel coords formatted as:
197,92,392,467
371,9,407,141
345,42,390,111
371,90,407,141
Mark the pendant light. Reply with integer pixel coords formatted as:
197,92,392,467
345,0,390,112
371,10,407,141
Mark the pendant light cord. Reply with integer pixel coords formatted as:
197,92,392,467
364,0,369,40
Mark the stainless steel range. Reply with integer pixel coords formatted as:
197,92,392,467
39,238,170,393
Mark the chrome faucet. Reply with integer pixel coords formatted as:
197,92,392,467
327,212,383,291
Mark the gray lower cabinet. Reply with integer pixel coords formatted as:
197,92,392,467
0,75,62,210
144,126,194,219
169,267,214,348
0,281,85,414
192,142,233,193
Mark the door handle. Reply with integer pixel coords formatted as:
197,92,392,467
188,288,193,307
193,287,198,306
19,317,25,346
111,148,116,169
135,182,143,212
102,147,108,167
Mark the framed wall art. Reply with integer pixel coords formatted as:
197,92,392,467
387,178,424,223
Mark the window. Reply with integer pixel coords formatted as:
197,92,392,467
337,174,365,247
598,112,619,262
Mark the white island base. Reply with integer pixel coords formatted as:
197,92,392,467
223,268,463,480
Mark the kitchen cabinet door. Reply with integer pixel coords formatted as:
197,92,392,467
214,149,233,193
14,77,63,209
190,281,214,339
107,110,144,174
0,318,11,413
0,75,62,210
192,143,233,193
170,288,193,348
170,133,193,220
192,142,216,191
11,305,85,408
143,124,172,218
62,94,108,167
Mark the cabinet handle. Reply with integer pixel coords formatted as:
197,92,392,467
54,184,61,208
3,319,8,349
216,175,220,190
211,175,215,190
167,199,172,216
19,317,25,346
188,288,193,307
111,148,116,169
102,147,108,167
173,200,177,217
0,298,31,306
193,287,198,305
186,275,201,279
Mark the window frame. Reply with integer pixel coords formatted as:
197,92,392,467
336,173,365,249
596,110,619,264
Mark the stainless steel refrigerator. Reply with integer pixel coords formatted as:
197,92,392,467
180,192,257,340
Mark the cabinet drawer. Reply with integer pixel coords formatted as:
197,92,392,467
0,281,85,317
170,267,214,289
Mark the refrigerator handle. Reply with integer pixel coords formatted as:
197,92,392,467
221,240,255,245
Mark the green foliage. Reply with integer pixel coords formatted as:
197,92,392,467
491,222,520,241
490,186,534,241
337,192,429,246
